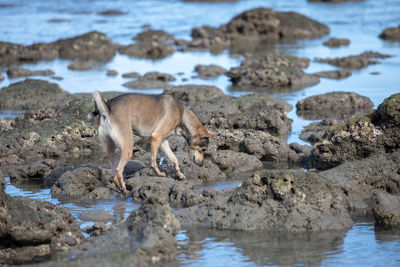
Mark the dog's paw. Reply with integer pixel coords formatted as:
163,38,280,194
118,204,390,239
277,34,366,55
176,172,186,180
158,171,167,177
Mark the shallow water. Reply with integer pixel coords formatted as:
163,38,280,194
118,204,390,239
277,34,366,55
177,223,400,266
1,0,400,265
4,177,140,230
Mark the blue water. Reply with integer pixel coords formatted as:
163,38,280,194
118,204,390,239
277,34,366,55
177,223,400,266
1,0,400,265
4,177,140,230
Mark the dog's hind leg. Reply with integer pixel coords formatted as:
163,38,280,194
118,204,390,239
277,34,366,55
114,127,133,194
160,139,185,180
101,138,121,192
150,133,167,177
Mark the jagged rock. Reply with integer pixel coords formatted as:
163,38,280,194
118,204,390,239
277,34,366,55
122,71,140,78
313,70,352,80
126,176,216,208
10,159,57,181
175,170,352,232
56,31,115,61
0,92,122,162
379,25,400,42
51,165,112,198
119,30,175,60
0,79,69,110
56,195,180,266
300,119,340,144
133,30,174,42
194,64,227,79
79,210,113,223
0,177,82,264
7,67,54,78
106,69,118,76
317,51,392,69
320,151,400,217
83,222,117,237
227,54,319,91
373,191,400,228
186,8,329,53
67,60,95,70
208,128,305,163
312,93,400,168
323,37,350,47
97,9,125,16
296,92,373,120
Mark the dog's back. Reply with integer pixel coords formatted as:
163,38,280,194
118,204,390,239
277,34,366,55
90,92,184,138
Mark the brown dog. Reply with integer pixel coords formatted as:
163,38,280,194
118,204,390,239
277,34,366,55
88,91,215,193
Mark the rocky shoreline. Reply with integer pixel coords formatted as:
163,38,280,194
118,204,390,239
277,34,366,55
1,6,399,266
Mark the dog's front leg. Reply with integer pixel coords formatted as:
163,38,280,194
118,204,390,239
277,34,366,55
150,134,166,177
160,139,185,180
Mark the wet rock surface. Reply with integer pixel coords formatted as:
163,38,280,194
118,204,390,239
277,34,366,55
0,177,82,265
208,128,308,163
194,64,227,79
10,159,57,181
67,59,95,70
79,209,113,223
227,54,319,91
6,67,54,78
313,70,352,80
373,191,400,228
296,92,373,120
193,93,292,139
379,25,400,42
133,29,174,42
0,89,125,168
0,31,115,66
106,69,118,76
126,176,217,208
55,31,116,61
83,222,117,237
300,119,340,144
123,71,176,89
317,51,392,69
323,37,350,47
175,170,353,232
118,29,175,59
0,79,69,110
312,93,400,168
210,150,263,178
53,195,180,266
97,9,126,16
122,71,141,78
165,84,293,139
188,8,329,53
320,151,400,218
51,165,113,198
123,78,171,89
165,84,225,105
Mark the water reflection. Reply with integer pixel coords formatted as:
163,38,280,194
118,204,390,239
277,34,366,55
178,227,347,266
4,177,139,229
0,109,25,119
178,223,400,266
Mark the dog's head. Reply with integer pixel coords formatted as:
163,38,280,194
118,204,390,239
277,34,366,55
189,128,215,167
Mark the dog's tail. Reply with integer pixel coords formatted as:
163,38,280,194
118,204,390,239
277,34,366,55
87,90,110,119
